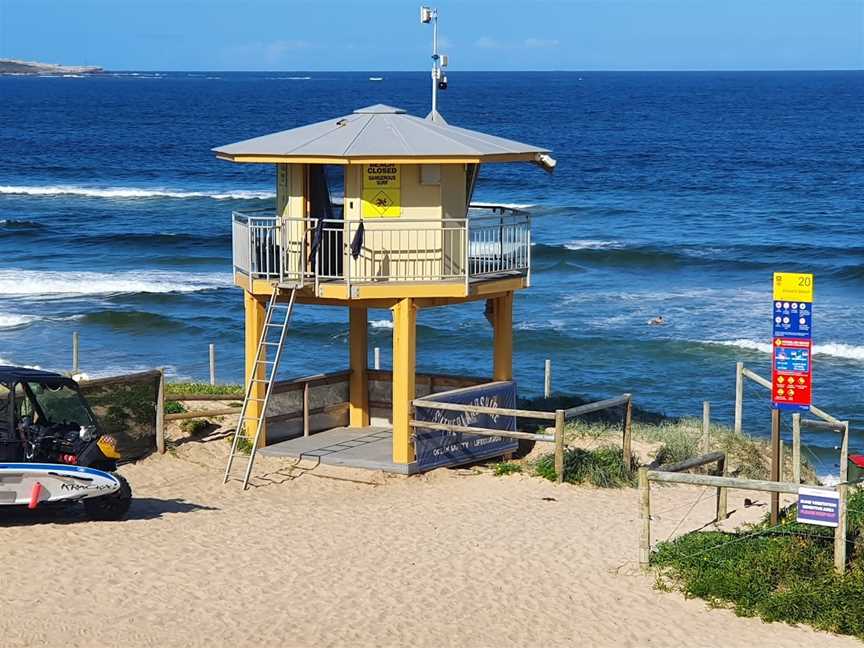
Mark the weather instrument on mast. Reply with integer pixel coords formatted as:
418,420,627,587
420,6,448,121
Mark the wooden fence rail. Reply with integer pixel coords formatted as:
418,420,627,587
412,393,633,484
639,467,850,575
733,362,851,488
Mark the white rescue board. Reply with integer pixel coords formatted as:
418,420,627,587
0,463,120,507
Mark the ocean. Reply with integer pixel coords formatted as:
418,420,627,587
1,71,861,476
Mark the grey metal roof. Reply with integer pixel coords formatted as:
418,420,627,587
213,104,550,161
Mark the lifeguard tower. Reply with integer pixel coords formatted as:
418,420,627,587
216,11,555,487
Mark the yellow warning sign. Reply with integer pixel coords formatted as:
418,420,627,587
773,272,814,302
362,163,401,218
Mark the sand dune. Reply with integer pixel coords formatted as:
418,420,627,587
0,430,857,648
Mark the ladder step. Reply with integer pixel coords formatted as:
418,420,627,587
224,287,297,488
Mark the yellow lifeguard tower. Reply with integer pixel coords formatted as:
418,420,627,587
215,102,553,485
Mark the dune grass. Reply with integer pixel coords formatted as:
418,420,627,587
535,445,636,488
165,382,244,396
652,489,864,639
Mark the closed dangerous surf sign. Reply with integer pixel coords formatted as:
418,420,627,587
362,163,401,218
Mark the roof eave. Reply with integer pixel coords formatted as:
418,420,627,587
214,151,549,165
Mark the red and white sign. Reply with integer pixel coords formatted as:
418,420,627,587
771,337,812,411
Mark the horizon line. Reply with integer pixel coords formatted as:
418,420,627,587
80,67,864,74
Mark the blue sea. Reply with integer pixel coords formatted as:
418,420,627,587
1,71,861,476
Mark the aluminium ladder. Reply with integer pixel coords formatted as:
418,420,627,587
223,288,297,489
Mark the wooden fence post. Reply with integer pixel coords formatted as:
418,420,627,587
622,396,633,471
792,413,801,484
834,483,848,575
72,331,80,374
554,408,565,484
702,401,711,454
544,359,552,399
734,361,744,435
770,409,781,525
303,382,310,437
716,455,728,521
840,421,850,484
639,467,651,569
155,369,165,454
209,343,216,386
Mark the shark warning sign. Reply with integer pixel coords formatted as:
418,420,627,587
362,163,401,218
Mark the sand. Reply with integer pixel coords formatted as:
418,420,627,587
0,424,858,648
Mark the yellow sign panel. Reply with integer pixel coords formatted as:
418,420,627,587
362,163,401,218
773,272,814,302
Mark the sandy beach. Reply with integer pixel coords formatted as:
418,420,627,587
0,421,857,648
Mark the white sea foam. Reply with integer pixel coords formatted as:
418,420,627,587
0,185,275,200
369,319,393,329
708,339,864,362
564,239,623,250
0,270,232,297
0,314,38,329
818,473,840,487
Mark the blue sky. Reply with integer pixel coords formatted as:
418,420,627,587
0,0,861,71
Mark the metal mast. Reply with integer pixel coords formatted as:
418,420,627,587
421,6,447,122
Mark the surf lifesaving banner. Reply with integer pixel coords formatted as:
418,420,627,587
361,163,401,218
413,381,518,471
771,272,813,412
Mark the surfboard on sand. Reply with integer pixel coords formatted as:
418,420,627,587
0,463,121,508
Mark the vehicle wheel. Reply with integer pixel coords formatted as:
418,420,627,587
83,474,132,521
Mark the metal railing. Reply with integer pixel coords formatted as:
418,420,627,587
231,206,531,291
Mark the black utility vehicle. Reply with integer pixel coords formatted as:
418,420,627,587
0,366,132,519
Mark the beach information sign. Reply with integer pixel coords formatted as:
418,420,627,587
362,163,401,218
796,487,840,527
771,272,814,412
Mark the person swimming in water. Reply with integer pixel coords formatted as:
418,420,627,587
648,315,665,325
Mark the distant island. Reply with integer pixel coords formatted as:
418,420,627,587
0,58,103,75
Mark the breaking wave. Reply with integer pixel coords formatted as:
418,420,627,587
0,270,232,297
0,185,274,200
707,339,864,362
0,314,39,329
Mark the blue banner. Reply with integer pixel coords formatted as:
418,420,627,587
413,381,518,471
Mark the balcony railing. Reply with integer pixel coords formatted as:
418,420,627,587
231,205,531,292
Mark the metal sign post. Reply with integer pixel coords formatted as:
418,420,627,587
770,272,814,524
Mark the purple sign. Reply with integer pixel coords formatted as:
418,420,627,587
796,487,840,528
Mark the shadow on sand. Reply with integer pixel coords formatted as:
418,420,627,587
0,497,218,526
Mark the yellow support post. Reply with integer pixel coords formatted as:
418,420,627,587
391,298,416,464
349,306,370,427
244,291,268,447
492,292,514,381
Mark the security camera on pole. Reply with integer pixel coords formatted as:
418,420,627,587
420,6,448,122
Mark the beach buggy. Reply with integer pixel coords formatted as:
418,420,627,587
0,366,132,520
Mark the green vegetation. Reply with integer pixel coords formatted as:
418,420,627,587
535,445,636,488
562,417,809,482
163,400,186,415
653,490,864,639
180,419,211,437
228,434,254,455
492,461,523,476
165,382,244,397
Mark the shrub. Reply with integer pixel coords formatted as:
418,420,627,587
180,418,211,437
164,400,186,415
535,445,635,488
652,489,864,639
493,461,523,476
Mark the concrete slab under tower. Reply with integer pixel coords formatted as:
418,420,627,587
258,426,419,475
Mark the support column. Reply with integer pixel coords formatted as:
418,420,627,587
492,292,514,381
244,291,268,447
392,298,416,464
349,306,369,427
